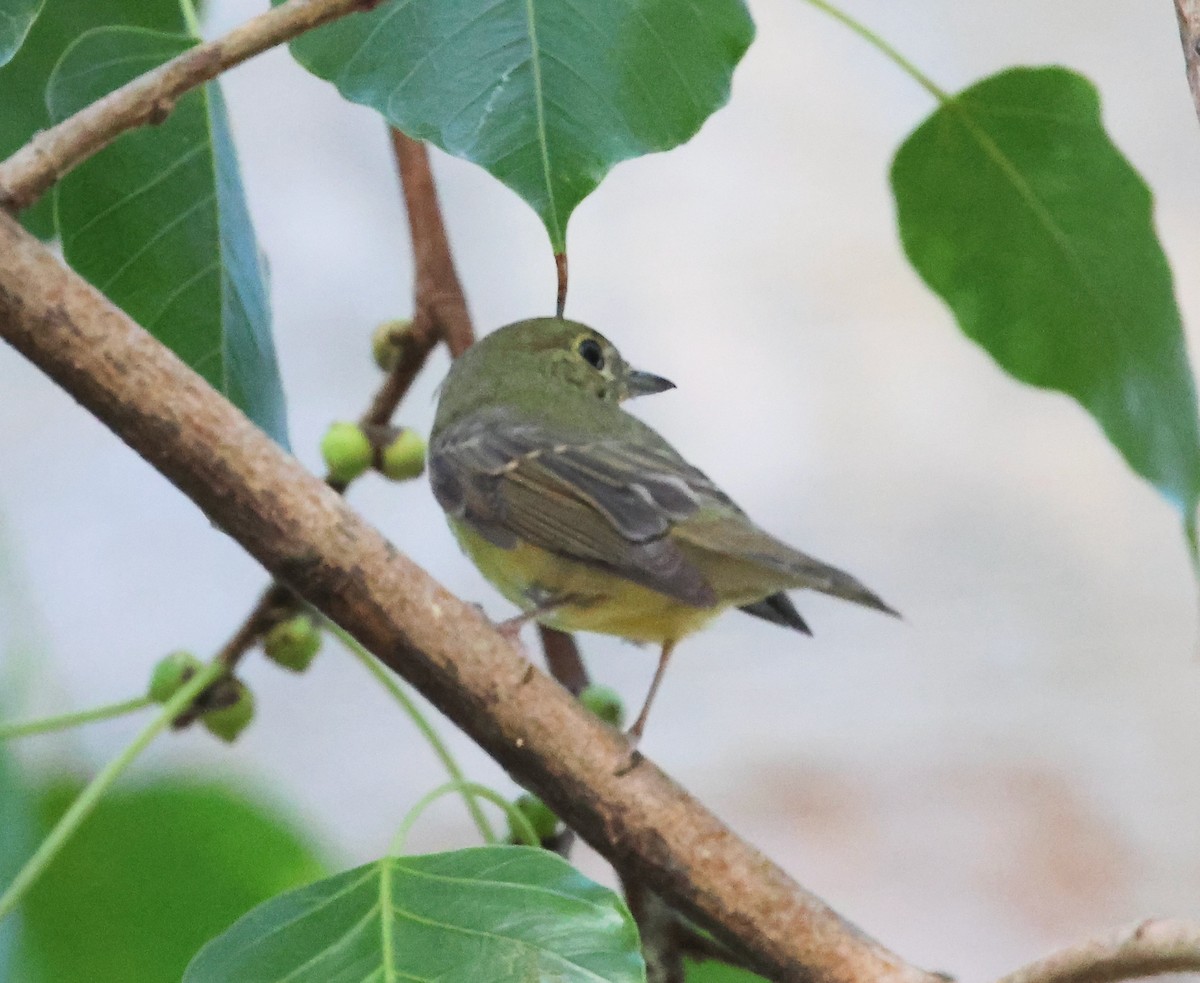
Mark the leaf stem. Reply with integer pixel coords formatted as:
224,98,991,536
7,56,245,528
390,780,538,855
798,0,949,103
0,659,224,923
177,0,202,39
0,696,154,741
330,624,499,844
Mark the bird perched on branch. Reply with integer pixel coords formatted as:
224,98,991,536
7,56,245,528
429,317,897,740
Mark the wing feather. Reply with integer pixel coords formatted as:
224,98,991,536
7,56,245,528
430,408,718,607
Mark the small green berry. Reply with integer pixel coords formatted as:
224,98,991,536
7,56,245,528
263,615,323,673
320,422,373,483
201,681,255,743
510,793,558,844
579,684,624,728
148,651,202,704
372,318,413,372
379,429,426,481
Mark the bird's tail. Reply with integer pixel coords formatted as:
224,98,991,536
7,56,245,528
674,511,899,618
790,558,899,618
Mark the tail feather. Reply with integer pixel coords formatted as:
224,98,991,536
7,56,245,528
739,592,812,634
802,564,900,619
672,510,900,619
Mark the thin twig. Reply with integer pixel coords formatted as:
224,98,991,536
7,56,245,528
622,878,687,983
994,919,1200,983
0,0,375,214
389,130,474,357
216,583,291,668
0,204,939,983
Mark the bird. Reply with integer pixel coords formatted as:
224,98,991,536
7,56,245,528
428,317,897,740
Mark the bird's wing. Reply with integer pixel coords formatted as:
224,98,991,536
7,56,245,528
429,407,720,607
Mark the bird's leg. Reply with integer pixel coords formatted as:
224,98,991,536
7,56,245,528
627,639,676,744
494,607,543,644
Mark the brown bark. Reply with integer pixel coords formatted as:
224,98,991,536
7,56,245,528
995,919,1200,983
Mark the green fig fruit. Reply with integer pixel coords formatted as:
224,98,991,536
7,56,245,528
379,429,426,481
148,651,202,704
201,681,255,743
320,422,373,483
372,318,414,372
509,793,559,844
579,684,624,728
263,615,323,673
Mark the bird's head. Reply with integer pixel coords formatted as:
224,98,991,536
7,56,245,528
442,318,675,410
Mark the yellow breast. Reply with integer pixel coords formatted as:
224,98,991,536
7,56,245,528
449,520,723,644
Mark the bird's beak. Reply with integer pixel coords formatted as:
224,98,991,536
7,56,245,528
626,369,676,399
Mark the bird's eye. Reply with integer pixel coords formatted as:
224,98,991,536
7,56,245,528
578,338,605,370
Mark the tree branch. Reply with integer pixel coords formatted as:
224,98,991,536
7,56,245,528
1174,1,1200,125
994,919,1200,983
0,0,373,214
0,208,936,983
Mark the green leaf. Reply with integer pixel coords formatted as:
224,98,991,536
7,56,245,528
0,749,34,978
47,27,290,446
686,959,768,982
280,0,754,252
16,778,326,983
185,845,646,982
892,67,1200,547
0,0,187,237
0,0,45,68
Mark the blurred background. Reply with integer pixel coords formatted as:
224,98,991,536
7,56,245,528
3,0,1200,978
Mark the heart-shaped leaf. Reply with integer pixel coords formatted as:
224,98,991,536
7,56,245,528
14,778,326,983
0,0,45,67
0,0,187,237
892,68,1200,549
184,845,646,982
47,27,289,446
280,0,754,252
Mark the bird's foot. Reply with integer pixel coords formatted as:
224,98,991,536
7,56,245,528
494,612,533,645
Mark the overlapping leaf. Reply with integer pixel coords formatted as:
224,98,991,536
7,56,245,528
0,0,44,67
16,779,326,983
892,68,1200,547
0,0,186,236
185,845,646,982
46,27,289,446
280,0,754,251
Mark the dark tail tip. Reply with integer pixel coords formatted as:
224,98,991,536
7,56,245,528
860,588,902,620
739,592,813,635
